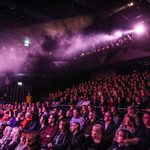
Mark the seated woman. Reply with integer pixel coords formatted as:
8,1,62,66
25,131,40,150
116,115,138,137
111,106,122,127
83,111,99,137
15,132,28,150
0,126,12,149
3,127,20,150
85,124,106,150
48,119,71,150
109,129,134,150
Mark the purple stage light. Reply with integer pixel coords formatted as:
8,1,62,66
134,24,145,34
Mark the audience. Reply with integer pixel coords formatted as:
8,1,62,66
0,71,149,150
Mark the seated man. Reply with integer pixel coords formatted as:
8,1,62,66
40,114,58,149
47,119,71,150
70,109,84,130
83,111,99,136
68,122,85,150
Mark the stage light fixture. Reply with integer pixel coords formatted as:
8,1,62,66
18,82,23,86
127,2,134,7
24,37,31,47
134,24,145,34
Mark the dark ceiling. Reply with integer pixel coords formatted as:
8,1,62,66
0,0,150,74
0,0,149,29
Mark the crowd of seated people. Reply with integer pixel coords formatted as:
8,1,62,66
0,71,149,150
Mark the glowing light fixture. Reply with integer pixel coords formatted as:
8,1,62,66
127,2,134,7
134,24,145,34
24,37,31,47
18,82,23,86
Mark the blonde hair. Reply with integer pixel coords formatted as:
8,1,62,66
92,124,103,140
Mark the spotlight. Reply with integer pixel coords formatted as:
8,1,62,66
134,24,145,34
114,31,123,38
127,2,134,7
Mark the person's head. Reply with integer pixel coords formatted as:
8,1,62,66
91,124,103,140
38,108,42,114
143,112,150,127
53,108,58,114
127,106,135,115
123,115,136,127
135,97,141,103
3,126,12,137
88,111,97,122
73,109,79,118
36,102,40,108
48,114,57,125
82,105,88,112
66,110,72,118
10,127,20,141
104,111,113,123
58,109,65,117
40,115,48,126
31,106,35,112
0,124,5,132
88,105,93,112
20,132,27,144
101,106,107,114
70,103,75,110
59,119,69,132
70,122,80,133
13,111,18,117
4,109,10,117
25,112,32,118
116,129,131,143
141,89,145,95
22,105,27,112
42,106,47,112
17,112,24,120
25,131,40,150
111,106,119,115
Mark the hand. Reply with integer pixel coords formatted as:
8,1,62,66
46,135,50,138
48,143,52,148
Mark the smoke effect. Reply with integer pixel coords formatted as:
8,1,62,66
0,43,28,73
53,32,120,59
0,29,123,73
0,14,126,73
